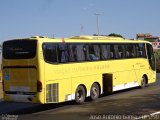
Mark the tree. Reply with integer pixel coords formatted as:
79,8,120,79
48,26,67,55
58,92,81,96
108,33,124,38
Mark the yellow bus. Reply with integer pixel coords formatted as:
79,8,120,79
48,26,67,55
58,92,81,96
2,35,156,104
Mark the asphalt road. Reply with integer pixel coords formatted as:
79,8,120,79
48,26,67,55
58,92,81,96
1,74,160,120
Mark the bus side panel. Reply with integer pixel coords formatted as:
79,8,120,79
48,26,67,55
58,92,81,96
45,78,72,103
138,59,156,84
111,60,138,91
44,63,72,103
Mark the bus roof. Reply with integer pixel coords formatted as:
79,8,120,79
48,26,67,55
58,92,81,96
4,35,151,44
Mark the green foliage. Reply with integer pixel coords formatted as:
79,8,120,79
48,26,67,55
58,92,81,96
108,33,124,38
93,33,124,38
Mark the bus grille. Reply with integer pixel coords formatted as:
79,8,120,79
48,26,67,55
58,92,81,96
46,83,58,103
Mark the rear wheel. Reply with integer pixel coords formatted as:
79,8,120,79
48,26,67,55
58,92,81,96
75,85,86,104
90,83,100,101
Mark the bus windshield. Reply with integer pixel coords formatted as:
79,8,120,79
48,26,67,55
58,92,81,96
3,40,37,59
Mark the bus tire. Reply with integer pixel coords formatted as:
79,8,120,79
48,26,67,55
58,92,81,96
141,76,146,88
90,83,100,101
75,85,86,104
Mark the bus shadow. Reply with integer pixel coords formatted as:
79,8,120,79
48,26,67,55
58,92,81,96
4,101,78,115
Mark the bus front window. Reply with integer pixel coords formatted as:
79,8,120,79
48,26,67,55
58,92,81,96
147,43,156,70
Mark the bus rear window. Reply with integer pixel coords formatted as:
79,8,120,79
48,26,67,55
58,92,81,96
3,40,37,59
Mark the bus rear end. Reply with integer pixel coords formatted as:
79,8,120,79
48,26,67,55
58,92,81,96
2,39,44,103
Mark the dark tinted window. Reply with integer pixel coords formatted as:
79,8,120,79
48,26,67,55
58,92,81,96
68,44,86,62
43,43,87,63
100,44,110,60
126,44,136,58
146,43,156,70
114,45,119,59
68,44,76,62
43,43,57,63
76,44,86,61
42,43,148,64
137,44,146,58
57,44,68,63
88,44,100,60
110,44,115,59
118,45,125,58
3,40,36,59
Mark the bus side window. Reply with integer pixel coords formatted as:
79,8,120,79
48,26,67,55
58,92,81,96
114,45,119,59
110,52,114,59
126,51,130,58
126,44,136,58
58,44,69,63
135,44,139,57
93,45,100,60
138,51,142,57
110,44,115,59
125,45,130,58
68,44,76,62
83,45,90,61
88,44,100,61
132,44,137,57
100,44,109,60
137,44,146,58
118,45,125,59
43,43,58,63
76,44,85,61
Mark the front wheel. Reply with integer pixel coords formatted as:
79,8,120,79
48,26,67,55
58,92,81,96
90,83,100,101
75,85,86,104
141,76,147,88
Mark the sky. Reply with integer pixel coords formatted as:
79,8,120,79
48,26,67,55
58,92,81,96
0,0,160,42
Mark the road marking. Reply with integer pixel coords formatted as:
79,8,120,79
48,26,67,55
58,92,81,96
134,111,160,119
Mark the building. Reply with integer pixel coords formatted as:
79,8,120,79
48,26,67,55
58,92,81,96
136,33,159,42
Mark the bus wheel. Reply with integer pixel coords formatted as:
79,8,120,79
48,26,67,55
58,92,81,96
90,83,100,101
75,85,86,104
141,76,146,88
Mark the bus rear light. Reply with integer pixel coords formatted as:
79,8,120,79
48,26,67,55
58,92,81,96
37,81,42,92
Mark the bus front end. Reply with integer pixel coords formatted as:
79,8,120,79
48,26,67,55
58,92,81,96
2,39,44,104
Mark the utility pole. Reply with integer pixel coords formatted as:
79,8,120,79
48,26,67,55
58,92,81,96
95,13,101,36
